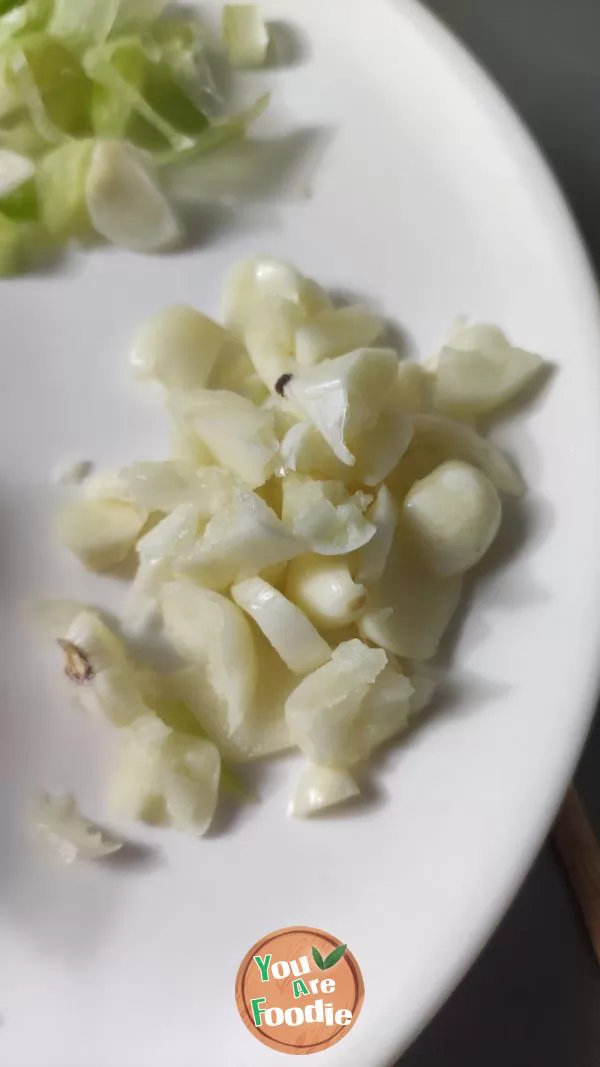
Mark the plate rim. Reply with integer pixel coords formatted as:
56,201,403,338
368,1,600,1062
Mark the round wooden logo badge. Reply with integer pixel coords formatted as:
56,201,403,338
235,926,364,1055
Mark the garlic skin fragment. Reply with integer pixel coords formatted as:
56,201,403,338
60,609,153,726
32,792,122,864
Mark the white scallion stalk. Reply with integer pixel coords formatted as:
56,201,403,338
222,5,269,69
231,575,331,675
85,140,180,252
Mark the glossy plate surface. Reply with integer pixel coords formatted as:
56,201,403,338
1,2,600,1065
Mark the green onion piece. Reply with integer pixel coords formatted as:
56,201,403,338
222,4,269,69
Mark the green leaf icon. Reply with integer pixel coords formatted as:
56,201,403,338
311,946,326,970
322,943,348,969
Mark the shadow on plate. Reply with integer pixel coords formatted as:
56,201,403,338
266,20,311,69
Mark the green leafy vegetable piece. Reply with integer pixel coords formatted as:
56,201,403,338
157,92,269,166
149,15,204,81
37,138,92,236
0,208,21,272
322,943,348,969
84,38,201,152
311,946,325,971
0,174,37,219
0,0,273,271
50,0,121,44
88,39,145,140
142,62,209,137
0,117,46,156
7,37,93,140
113,0,168,34
0,0,51,49
49,0,167,43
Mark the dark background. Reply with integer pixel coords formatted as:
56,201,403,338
399,1,600,1064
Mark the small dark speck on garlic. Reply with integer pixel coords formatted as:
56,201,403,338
275,373,293,397
57,640,94,684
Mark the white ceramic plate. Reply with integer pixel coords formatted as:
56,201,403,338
2,2,600,1065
